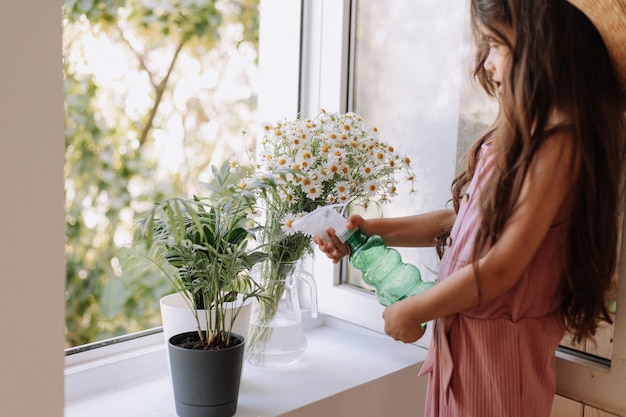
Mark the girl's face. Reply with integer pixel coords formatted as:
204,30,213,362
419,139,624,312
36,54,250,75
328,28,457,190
482,28,510,94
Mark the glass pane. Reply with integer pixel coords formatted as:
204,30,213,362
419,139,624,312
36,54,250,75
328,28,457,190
63,0,259,348
349,0,616,362
349,0,490,288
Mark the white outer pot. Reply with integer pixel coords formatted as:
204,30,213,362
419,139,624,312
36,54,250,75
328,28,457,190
160,292,253,344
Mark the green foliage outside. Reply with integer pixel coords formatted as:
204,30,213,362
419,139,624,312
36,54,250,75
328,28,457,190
63,0,260,348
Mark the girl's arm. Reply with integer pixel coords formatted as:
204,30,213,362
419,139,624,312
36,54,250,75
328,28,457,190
383,131,579,342
315,209,456,263
365,209,456,247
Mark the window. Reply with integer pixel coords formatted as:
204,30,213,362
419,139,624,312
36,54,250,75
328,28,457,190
347,0,486,291
63,0,260,348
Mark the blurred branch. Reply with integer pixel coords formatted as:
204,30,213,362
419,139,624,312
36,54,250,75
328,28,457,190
113,22,187,146
138,38,186,146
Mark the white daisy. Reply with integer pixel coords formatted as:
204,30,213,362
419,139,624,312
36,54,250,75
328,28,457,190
281,213,298,236
337,194,350,203
335,180,351,195
361,163,375,177
325,159,341,175
364,179,379,197
304,183,323,200
228,158,239,173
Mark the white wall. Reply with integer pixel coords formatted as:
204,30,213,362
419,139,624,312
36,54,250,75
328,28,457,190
0,1,65,416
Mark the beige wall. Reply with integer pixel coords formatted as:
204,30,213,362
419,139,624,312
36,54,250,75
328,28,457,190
0,1,66,416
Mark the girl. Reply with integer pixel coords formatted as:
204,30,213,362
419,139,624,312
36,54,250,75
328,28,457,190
315,0,626,416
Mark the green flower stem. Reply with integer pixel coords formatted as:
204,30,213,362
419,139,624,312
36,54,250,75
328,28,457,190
247,260,298,352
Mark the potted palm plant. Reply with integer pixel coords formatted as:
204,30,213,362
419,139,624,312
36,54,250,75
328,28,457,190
136,163,270,417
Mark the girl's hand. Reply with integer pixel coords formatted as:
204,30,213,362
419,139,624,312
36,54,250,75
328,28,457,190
313,214,366,263
382,298,426,343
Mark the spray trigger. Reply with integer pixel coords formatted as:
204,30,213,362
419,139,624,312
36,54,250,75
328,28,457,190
292,205,349,243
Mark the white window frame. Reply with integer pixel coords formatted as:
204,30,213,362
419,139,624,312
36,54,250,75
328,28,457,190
256,0,386,331
297,0,438,347
296,0,401,336
292,0,626,414
257,0,394,336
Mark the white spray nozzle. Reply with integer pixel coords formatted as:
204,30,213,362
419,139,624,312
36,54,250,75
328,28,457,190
292,205,349,243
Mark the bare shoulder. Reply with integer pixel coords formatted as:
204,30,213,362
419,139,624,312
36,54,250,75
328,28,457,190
529,126,580,225
534,125,580,177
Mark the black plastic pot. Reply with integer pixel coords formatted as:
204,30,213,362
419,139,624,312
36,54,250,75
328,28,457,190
168,331,245,417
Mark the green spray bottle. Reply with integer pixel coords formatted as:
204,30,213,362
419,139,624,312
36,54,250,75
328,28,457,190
293,205,434,306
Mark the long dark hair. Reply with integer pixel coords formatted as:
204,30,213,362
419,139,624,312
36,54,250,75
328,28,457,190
440,0,626,342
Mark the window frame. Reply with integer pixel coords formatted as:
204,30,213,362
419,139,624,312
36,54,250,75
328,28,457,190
298,0,394,335
256,0,398,339
299,0,437,347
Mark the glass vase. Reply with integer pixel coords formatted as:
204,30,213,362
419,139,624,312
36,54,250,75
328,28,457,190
246,260,318,367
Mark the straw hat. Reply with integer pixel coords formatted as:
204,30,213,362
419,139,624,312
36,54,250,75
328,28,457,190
566,0,626,94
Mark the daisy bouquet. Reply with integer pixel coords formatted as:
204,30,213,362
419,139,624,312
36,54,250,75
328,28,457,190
249,109,415,326
255,109,415,260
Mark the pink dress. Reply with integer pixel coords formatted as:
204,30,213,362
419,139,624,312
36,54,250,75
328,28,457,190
419,142,566,417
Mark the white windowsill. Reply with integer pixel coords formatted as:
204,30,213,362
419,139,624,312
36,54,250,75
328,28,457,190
65,315,428,417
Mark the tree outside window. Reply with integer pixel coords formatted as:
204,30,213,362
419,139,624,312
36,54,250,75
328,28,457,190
63,0,259,347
